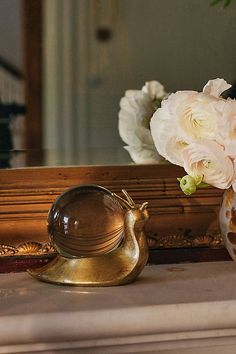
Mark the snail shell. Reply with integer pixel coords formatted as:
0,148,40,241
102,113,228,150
48,184,125,258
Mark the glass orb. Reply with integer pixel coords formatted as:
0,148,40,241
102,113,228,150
47,184,125,258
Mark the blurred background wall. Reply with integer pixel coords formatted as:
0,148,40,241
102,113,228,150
1,0,236,165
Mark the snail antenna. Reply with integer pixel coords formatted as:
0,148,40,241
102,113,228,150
112,192,133,209
121,190,135,207
140,202,148,211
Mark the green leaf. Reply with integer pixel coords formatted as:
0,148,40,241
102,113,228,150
210,0,223,6
210,0,233,6
224,0,232,7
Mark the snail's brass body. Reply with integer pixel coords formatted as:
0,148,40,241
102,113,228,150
28,189,149,286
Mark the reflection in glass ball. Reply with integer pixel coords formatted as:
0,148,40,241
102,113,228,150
48,185,125,258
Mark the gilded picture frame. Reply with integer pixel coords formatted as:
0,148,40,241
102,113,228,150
0,164,230,272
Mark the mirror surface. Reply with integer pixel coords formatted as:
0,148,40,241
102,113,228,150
1,0,236,168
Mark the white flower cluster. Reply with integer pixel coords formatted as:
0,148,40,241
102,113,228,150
150,78,236,192
118,81,167,164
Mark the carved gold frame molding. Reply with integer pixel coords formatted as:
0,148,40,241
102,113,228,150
0,164,226,261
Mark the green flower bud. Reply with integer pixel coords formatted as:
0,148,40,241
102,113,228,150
178,175,197,195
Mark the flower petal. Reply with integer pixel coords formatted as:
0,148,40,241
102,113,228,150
182,140,234,190
203,78,231,98
118,92,153,145
142,80,166,99
150,108,187,166
124,145,164,164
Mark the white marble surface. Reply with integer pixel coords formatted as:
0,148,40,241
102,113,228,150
1,262,236,353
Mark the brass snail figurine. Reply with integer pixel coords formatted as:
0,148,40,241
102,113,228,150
28,185,149,286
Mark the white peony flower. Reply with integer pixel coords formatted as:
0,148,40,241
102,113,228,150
118,80,167,164
182,140,234,190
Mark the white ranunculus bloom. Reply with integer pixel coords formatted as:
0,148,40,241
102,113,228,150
124,144,163,164
150,88,226,161
211,99,236,161
142,80,165,100
225,141,236,159
219,100,236,153
177,93,224,142
170,91,224,142
150,78,236,193
182,141,234,190
150,104,188,166
203,78,231,98
119,91,154,146
118,80,167,164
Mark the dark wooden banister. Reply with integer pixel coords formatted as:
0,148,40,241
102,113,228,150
0,56,23,80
